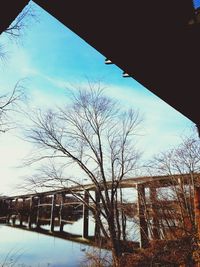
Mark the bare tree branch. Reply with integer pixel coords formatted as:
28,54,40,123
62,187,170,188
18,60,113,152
24,83,142,264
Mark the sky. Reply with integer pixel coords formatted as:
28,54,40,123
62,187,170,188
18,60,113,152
194,0,200,8
0,1,196,195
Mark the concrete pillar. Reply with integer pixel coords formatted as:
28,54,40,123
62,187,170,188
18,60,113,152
137,184,149,248
20,198,25,226
7,199,12,223
8,199,12,210
50,194,57,232
0,199,7,217
15,198,19,225
149,186,160,240
36,196,41,228
15,198,18,210
194,186,200,267
28,197,34,228
0,199,4,216
83,190,89,238
194,186,200,236
193,186,200,267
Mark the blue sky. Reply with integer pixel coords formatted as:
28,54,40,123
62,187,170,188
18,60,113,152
0,1,195,195
194,0,200,8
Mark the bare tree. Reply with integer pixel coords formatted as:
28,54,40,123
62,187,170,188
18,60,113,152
24,83,142,266
4,3,36,39
0,81,25,133
145,134,200,266
0,2,36,61
0,3,34,130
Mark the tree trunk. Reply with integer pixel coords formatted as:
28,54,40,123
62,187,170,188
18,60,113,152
108,217,122,266
110,228,122,267
112,246,122,267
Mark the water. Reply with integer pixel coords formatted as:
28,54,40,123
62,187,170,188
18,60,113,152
38,216,95,236
0,224,92,267
0,199,140,266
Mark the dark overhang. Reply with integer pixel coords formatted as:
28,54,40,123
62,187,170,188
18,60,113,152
1,1,200,131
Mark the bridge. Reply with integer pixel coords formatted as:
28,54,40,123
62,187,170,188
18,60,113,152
0,173,200,249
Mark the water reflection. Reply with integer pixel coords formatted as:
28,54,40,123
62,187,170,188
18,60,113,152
0,224,95,267
7,213,96,237
1,198,140,266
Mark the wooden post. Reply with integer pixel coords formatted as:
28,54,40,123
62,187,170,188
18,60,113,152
137,184,149,248
149,186,160,240
59,193,65,232
50,194,57,232
83,190,89,238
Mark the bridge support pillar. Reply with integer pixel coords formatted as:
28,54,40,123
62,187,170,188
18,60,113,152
50,194,57,232
137,184,149,248
0,199,8,218
13,198,18,225
83,190,89,238
7,199,12,223
20,198,25,226
59,193,65,232
0,199,4,217
149,186,160,240
194,186,200,236
36,196,41,228
15,198,18,210
28,197,34,228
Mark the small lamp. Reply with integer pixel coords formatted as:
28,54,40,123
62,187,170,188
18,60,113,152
122,71,130,77
105,58,112,64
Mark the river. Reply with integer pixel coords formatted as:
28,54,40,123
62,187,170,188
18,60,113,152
0,223,103,267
